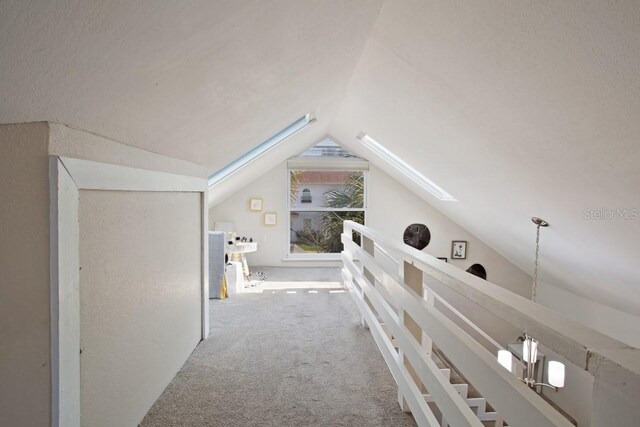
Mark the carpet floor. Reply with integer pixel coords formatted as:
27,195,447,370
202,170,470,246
140,268,416,427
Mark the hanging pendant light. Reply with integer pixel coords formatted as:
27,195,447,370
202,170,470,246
530,216,549,303
495,217,565,392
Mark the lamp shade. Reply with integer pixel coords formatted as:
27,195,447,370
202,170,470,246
523,338,538,364
548,361,565,388
498,350,512,371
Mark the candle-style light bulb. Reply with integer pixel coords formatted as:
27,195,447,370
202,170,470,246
498,350,512,371
548,361,565,388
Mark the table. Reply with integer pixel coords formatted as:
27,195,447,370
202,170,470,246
227,241,258,281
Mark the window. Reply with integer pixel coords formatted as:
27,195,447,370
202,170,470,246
301,188,312,203
288,169,366,257
208,114,313,187
287,139,368,258
289,170,366,255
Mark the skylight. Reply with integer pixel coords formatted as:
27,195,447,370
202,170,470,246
208,114,313,186
358,133,456,201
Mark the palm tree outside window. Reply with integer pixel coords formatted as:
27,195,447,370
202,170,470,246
289,170,365,254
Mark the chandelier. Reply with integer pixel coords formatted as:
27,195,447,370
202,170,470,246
496,217,565,391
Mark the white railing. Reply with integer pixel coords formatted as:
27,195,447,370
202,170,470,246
341,221,640,427
370,240,505,354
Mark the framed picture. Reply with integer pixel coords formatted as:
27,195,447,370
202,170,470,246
451,241,467,259
263,212,277,226
249,197,263,211
437,257,448,263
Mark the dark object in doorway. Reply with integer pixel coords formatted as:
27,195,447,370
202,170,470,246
466,263,487,280
403,223,431,250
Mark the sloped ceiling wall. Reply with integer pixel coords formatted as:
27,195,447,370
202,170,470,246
330,0,640,316
1,1,639,316
0,0,382,167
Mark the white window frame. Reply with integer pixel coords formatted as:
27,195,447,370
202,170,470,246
208,114,313,187
286,166,368,260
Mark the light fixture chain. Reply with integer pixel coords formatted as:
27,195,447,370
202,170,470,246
532,223,541,302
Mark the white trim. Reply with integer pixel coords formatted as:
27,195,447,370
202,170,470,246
50,157,60,427
50,156,209,427
201,191,210,339
290,207,366,212
59,156,205,192
50,157,81,427
209,113,314,187
287,157,369,171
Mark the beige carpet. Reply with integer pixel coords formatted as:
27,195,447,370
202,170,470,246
141,268,416,426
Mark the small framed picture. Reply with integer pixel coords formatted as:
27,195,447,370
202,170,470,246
451,241,467,259
437,257,448,263
249,197,263,211
263,212,277,226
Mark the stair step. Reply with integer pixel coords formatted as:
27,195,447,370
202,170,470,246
440,368,451,381
478,411,499,422
453,383,468,398
465,397,486,412
423,383,469,402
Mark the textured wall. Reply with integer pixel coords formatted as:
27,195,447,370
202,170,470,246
79,190,201,426
0,123,52,426
0,122,206,424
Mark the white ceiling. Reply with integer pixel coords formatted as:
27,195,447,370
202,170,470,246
331,0,640,316
0,0,382,167
2,0,639,316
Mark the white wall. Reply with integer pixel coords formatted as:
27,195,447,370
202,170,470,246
49,124,207,426
538,281,640,348
209,161,340,267
366,165,532,297
48,123,205,178
0,123,52,426
0,122,207,425
209,161,532,297
364,164,533,347
79,190,202,426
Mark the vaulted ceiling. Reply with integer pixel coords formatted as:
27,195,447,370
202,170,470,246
2,1,639,316
0,0,382,167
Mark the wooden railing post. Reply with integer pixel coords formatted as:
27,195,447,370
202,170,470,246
362,235,375,330
399,261,425,412
422,286,435,356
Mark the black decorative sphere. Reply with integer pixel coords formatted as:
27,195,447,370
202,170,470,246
466,264,487,280
403,223,431,250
